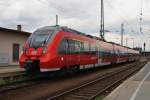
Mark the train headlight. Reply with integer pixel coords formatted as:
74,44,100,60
42,46,47,54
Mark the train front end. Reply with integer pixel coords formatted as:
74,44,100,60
19,26,59,74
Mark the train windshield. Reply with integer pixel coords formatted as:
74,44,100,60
29,30,55,49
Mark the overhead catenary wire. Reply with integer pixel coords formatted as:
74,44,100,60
105,0,137,34
105,0,144,48
106,0,144,37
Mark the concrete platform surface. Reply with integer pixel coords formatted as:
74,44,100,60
104,61,150,100
0,66,23,74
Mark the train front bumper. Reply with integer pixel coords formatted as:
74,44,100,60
24,60,40,74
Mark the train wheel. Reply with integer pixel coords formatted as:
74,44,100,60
69,65,80,74
74,65,80,73
59,67,67,77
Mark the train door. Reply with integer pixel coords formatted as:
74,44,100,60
59,39,73,67
58,39,80,68
58,39,68,67
65,39,70,67
66,39,75,67
117,49,121,63
112,44,117,63
75,41,81,65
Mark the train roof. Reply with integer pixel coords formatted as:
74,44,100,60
37,25,138,52
60,26,136,49
36,25,61,31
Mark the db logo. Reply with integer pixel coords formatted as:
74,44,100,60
32,51,36,55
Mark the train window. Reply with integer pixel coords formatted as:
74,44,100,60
33,30,55,35
95,46,98,55
114,50,118,55
103,49,110,57
80,42,84,53
91,45,95,51
68,39,75,54
84,42,89,54
59,39,83,55
97,47,101,57
29,34,50,49
117,49,120,56
99,48,104,57
29,30,55,49
89,44,91,52
91,45,96,55
108,50,112,57
111,50,115,56
58,39,68,54
120,51,125,56
74,41,81,54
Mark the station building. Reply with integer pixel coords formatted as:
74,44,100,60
0,25,31,66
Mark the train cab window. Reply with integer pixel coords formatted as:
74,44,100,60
29,30,56,49
58,39,68,54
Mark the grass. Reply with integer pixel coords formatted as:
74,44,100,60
0,79,7,85
95,96,105,100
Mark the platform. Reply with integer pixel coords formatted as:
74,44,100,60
104,61,150,100
0,66,24,77
0,66,20,73
0,66,25,86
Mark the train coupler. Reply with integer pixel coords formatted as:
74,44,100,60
24,60,40,74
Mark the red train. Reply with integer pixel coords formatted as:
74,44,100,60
19,25,139,73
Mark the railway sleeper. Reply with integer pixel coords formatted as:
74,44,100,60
82,88,100,92
73,92,95,95
64,97,85,100
66,95,90,100
74,86,106,95
78,91,99,96
71,93,93,97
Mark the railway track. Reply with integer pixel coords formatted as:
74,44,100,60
0,73,41,93
48,61,146,100
0,62,133,94
0,78,40,93
0,61,146,100
0,62,134,94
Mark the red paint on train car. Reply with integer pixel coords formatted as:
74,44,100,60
19,26,139,73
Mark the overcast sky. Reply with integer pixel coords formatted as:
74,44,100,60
0,0,150,50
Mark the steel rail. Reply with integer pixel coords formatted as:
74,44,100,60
47,61,146,100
